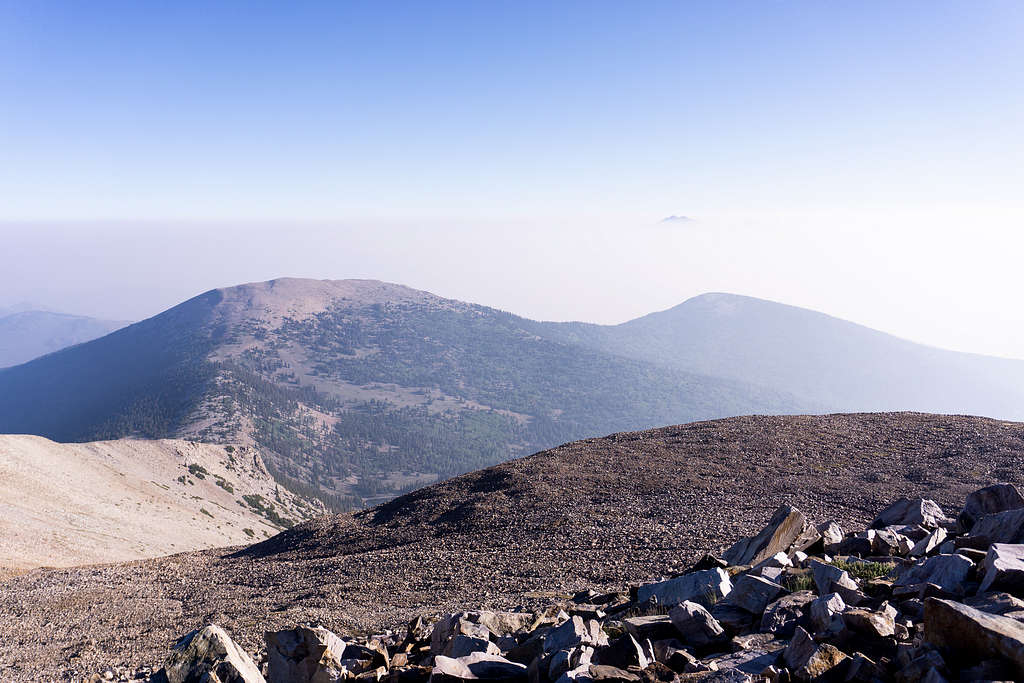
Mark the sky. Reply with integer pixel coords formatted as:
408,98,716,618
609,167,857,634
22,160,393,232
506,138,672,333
1,2,1023,358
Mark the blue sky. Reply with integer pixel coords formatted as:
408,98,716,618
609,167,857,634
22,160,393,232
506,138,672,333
1,2,1023,357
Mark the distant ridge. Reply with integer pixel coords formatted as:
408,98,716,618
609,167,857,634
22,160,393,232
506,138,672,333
0,309,128,367
1,278,1023,509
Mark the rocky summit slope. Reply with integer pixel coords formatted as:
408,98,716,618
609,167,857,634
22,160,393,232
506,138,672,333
0,436,324,572
147,481,1024,683
1,413,1023,680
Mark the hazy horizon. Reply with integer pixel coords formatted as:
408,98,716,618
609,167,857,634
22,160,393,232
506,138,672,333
2,2,1022,359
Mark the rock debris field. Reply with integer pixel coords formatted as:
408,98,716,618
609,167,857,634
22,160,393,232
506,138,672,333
3,412,1024,681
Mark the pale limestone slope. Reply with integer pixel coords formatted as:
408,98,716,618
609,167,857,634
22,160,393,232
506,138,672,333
0,436,324,571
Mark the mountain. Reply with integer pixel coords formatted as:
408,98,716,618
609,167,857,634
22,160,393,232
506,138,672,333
0,309,128,367
2,412,1022,677
538,292,1024,419
0,279,803,508
0,436,323,572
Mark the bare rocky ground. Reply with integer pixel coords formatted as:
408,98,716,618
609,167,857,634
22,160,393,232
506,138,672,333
2,412,1023,680
0,436,324,571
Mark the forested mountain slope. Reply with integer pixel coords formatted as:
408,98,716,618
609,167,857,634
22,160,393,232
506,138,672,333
0,279,801,508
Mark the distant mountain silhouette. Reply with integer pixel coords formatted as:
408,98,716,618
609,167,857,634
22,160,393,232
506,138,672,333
538,292,1024,419
0,310,128,367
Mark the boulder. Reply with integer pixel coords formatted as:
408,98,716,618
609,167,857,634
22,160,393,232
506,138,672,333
265,626,347,683
544,617,606,654
895,554,973,596
782,626,848,681
842,608,896,639
809,593,846,634
760,591,815,637
966,508,1024,546
163,625,266,683
445,636,501,659
593,634,651,670
727,575,784,615
963,591,1024,616
635,568,732,608
432,652,528,682
621,616,677,643
959,484,1024,532
808,560,858,595
587,666,639,683
979,543,1024,597
549,647,593,680
667,601,725,650
870,498,950,530
476,613,536,639
650,639,699,673
924,598,1024,678
432,614,493,655
910,528,947,558
722,505,809,566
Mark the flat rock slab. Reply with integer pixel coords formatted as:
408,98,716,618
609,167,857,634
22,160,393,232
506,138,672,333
924,598,1024,678
636,568,732,608
979,544,1024,597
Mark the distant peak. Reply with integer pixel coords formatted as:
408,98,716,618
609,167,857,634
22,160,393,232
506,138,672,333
660,215,695,224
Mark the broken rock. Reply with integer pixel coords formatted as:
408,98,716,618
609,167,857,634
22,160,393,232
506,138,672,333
722,505,809,567
163,625,266,683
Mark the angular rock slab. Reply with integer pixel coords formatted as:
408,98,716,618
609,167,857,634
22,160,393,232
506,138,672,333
782,626,848,682
667,601,725,649
760,590,815,637
723,505,809,566
636,568,732,608
164,624,266,683
265,626,347,683
969,508,1024,546
959,483,1024,532
728,574,784,615
432,652,528,682
924,598,1024,678
979,543,1024,597
544,616,606,654
895,554,973,595
871,498,950,530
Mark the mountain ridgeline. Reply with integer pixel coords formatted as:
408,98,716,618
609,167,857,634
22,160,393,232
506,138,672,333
0,309,128,368
1,278,1023,509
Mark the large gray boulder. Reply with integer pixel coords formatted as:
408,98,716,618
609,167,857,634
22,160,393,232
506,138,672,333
760,591,815,637
924,598,1024,678
808,560,857,596
979,544,1024,597
895,554,974,595
959,484,1024,532
636,568,732,608
667,601,726,650
910,528,947,558
265,626,347,683
432,652,528,682
808,593,845,634
432,613,493,655
727,574,784,615
544,616,606,654
968,508,1024,546
163,624,266,683
722,505,809,566
871,498,950,530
